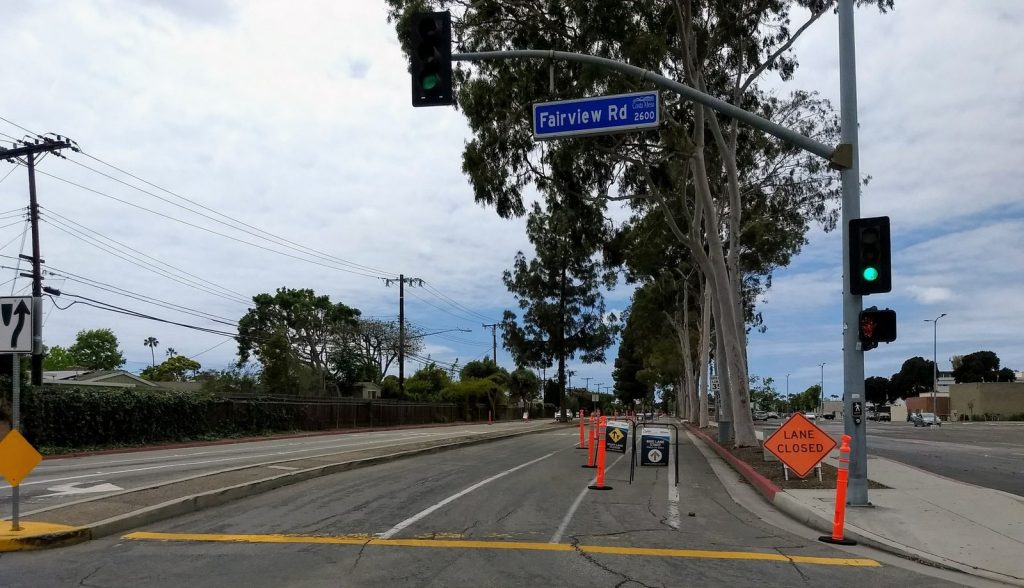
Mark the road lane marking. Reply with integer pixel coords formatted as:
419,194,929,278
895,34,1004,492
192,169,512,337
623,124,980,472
549,453,627,544
377,450,560,539
122,532,880,567
5,428,547,491
34,427,504,470
266,465,300,471
667,451,680,530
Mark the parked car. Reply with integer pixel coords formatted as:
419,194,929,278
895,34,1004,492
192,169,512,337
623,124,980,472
877,413,891,422
822,411,837,420
767,411,779,419
553,410,575,423
914,412,941,427
803,412,817,420
753,410,769,421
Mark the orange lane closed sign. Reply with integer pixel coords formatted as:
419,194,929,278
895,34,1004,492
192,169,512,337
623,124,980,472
762,413,837,478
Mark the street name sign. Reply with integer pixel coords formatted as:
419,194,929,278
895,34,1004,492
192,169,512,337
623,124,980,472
0,296,33,353
533,91,660,140
762,413,837,478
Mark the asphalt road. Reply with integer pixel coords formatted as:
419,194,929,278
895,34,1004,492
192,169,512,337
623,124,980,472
0,424,961,587
0,422,534,518
756,420,1024,496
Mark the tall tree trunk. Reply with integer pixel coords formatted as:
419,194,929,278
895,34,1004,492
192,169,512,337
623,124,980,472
698,278,711,428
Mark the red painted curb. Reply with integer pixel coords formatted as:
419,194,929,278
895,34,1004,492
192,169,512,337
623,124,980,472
685,424,781,501
42,420,513,460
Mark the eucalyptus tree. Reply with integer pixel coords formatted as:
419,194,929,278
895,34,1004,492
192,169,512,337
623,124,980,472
386,0,892,445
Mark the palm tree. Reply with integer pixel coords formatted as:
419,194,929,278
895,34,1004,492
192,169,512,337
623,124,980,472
166,347,177,358
144,337,159,367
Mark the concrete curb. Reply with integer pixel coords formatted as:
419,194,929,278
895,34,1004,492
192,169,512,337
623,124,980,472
0,524,91,553
683,424,780,500
8,424,558,551
684,422,1024,586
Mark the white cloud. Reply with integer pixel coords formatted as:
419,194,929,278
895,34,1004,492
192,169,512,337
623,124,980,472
906,286,954,305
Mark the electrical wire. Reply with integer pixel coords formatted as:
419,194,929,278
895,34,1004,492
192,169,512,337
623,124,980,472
39,217,252,306
43,267,239,326
40,207,249,301
0,116,35,135
420,282,498,323
48,293,240,338
28,167,387,280
405,288,483,324
67,155,398,278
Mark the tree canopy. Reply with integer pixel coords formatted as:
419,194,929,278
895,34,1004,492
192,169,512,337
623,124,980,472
952,350,1015,383
68,329,125,371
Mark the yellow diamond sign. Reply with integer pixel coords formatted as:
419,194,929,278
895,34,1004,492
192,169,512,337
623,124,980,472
608,427,625,443
0,430,42,487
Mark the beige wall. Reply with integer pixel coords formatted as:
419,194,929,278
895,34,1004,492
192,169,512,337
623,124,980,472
951,383,1024,420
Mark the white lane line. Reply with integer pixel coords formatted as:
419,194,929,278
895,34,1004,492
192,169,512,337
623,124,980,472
35,427,496,470
549,453,627,544
667,449,680,529
266,465,300,471
4,430,522,491
377,450,560,540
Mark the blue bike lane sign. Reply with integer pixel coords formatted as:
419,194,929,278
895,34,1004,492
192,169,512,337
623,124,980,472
533,91,660,140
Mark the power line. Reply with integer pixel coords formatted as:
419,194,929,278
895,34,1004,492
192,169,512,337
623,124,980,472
27,167,387,280
48,292,240,338
43,266,239,326
40,206,249,301
66,154,398,278
39,215,252,306
405,288,482,324
0,115,35,135
420,282,498,322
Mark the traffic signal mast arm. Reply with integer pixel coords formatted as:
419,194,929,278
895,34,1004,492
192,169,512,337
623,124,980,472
446,49,850,170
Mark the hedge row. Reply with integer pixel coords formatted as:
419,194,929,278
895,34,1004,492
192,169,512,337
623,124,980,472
20,386,308,448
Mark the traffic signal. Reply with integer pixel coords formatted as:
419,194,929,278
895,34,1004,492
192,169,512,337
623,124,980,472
849,216,891,295
409,11,453,107
858,307,897,351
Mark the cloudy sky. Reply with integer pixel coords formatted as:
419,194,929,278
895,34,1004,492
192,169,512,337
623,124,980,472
1,1,1021,400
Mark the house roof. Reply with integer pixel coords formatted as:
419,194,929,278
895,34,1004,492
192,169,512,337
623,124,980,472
42,369,157,387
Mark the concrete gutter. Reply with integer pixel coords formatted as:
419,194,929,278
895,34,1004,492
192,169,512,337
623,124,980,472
2,423,558,552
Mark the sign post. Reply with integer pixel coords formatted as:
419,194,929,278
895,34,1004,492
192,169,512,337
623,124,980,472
762,413,837,479
0,297,37,530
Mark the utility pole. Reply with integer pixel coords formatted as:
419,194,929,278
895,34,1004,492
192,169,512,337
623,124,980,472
1,135,79,385
383,274,422,395
482,323,499,364
582,376,592,393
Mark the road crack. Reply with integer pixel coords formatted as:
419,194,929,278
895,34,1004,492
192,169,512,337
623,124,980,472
78,565,103,588
350,538,372,572
774,547,811,583
495,507,516,523
568,535,660,588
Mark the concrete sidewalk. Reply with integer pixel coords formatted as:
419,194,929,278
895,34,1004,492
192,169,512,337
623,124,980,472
782,454,1024,586
689,423,1024,586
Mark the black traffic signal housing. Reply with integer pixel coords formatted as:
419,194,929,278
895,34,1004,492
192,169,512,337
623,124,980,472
849,216,891,295
409,11,453,107
859,307,897,351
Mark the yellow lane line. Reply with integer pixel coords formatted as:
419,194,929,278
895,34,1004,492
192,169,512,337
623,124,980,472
123,532,879,567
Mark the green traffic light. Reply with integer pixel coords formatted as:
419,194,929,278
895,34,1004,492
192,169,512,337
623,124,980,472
863,266,879,282
421,73,440,90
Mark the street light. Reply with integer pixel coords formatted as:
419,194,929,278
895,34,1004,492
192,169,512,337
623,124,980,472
786,373,791,412
924,313,948,419
818,363,826,414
